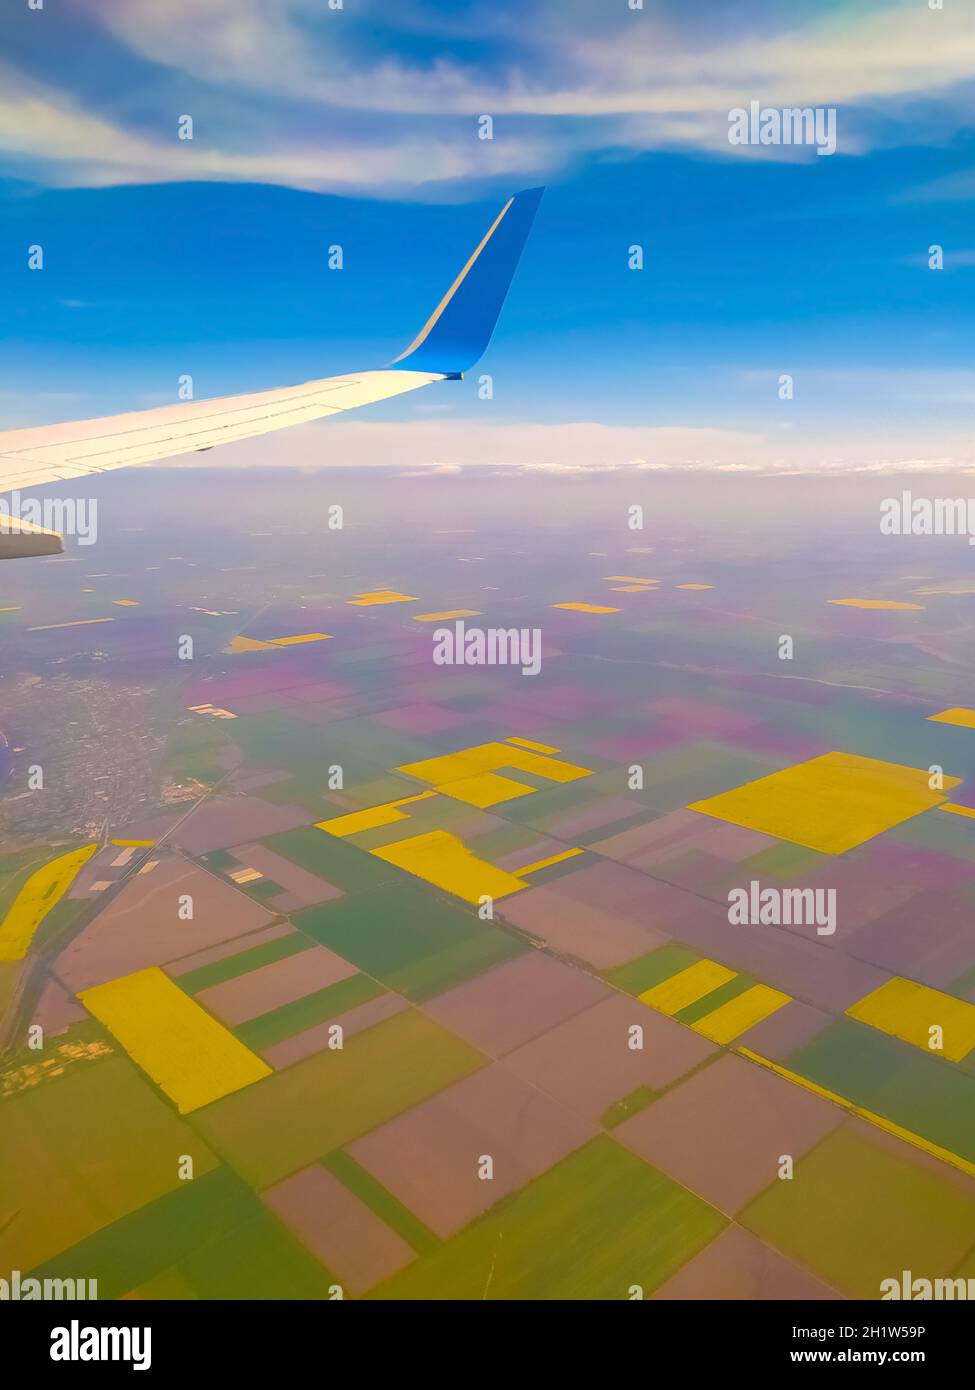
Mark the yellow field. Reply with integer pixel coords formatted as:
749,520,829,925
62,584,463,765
371,829,527,905
79,967,271,1112
225,635,278,653
688,751,960,855
693,984,790,1044
316,738,593,903
519,848,584,875
413,610,481,622
506,737,560,754
738,1045,975,1179
398,739,592,793
433,771,536,808
847,978,975,1063
828,598,924,610
188,703,237,720
317,791,435,838
346,590,417,606
928,707,975,730
0,844,97,961
224,631,331,652
640,959,736,1014
552,602,619,614
28,618,114,631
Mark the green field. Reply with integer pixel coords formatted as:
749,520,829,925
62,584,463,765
788,1020,975,1162
28,1166,337,1299
266,825,400,893
0,1053,219,1272
235,972,384,1052
373,1136,726,1300
163,719,234,786
191,1008,484,1188
294,882,527,1000
604,942,701,996
324,1150,440,1256
176,932,313,994
743,1125,975,1298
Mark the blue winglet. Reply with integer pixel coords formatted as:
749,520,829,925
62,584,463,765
391,187,544,375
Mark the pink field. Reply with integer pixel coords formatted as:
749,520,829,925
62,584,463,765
55,855,275,991
263,1164,414,1294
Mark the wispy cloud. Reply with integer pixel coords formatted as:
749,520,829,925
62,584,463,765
0,64,548,194
1,0,972,195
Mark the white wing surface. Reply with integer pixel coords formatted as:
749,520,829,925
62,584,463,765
0,186,544,556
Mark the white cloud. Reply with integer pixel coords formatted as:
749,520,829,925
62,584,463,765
3,0,972,194
0,66,549,193
82,0,975,118
161,417,975,473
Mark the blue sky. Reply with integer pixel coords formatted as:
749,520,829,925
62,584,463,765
1,0,974,471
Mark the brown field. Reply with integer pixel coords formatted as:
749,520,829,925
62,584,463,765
503,994,717,1122
422,951,610,1056
32,977,86,1036
226,841,343,911
166,922,296,978
498,861,690,967
263,1163,414,1294
615,1053,843,1215
67,845,139,899
347,1063,593,1238
735,998,831,1061
652,1225,841,1300
172,795,311,854
262,993,407,1069
55,855,275,992
195,946,358,1026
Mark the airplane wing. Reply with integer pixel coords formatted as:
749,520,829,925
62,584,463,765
0,186,544,557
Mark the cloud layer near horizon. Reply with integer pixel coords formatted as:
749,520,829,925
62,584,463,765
178,417,975,475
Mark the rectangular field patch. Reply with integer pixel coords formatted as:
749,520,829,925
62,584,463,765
371,829,527,905
846,977,975,1062
78,967,271,1113
192,1009,484,1189
692,984,791,1044
640,959,736,1015
928,707,975,729
688,752,960,855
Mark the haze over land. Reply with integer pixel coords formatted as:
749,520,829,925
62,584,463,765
2,467,975,1299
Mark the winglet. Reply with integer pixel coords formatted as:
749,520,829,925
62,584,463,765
390,187,544,375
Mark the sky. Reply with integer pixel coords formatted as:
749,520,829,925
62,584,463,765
1,0,974,472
